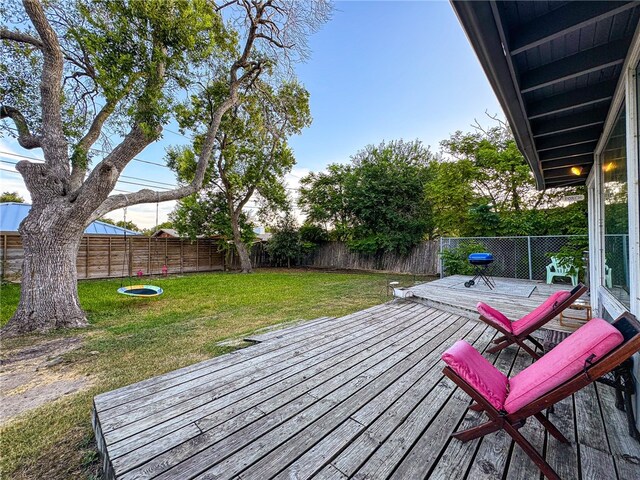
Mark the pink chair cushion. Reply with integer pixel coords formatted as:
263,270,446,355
505,318,623,414
511,290,572,335
442,340,508,410
477,302,512,333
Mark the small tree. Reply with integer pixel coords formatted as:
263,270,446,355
170,191,255,246
266,213,303,268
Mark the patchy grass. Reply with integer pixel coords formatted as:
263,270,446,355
0,269,429,479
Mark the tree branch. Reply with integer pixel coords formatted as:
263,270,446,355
69,99,118,190
0,106,41,149
23,0,68,171
86,0,285,220
0,27,43,48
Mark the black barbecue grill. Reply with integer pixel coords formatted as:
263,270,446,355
465,253,495,289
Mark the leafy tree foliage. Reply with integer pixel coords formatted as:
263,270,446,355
440,124,537,213
168,80,311,272
266,213,306,268
425,158,476,237
346,140,434,254
300,122,587,250
299,140,434,255
299,222,328,246
434,121,587,237
170,191,255,246
0,191,25,203
298,164,352,240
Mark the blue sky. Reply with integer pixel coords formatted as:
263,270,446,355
0,0,502,228
289,0,501,168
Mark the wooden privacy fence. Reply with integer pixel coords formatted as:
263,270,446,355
303,240,440,276
0,234,225,281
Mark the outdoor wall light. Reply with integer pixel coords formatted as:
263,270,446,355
603,162,616,172
570,166,583,176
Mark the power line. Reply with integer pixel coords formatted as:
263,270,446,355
0,159,179,191
0,147,171,170
0,167,303,213
0,156,302,194
116,179,173,191
0,150,44,162
0,149,304,197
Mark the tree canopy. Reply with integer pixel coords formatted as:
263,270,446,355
299,139,435,255
299,123,587,255
168,79,311,272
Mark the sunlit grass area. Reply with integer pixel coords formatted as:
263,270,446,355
0,269,429,479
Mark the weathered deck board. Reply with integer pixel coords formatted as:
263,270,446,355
102,305,421,437
117,307,453,478
409,275,579,333
93,299,639,480
244,316,335,343
95,303,405,410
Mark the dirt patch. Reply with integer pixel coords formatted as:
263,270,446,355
1,337,83,365
0,337,91,425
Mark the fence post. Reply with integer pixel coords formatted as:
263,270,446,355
85,236,90,279
439,237,443,278
128,237,133,277
527,236,533,280
1,234,6,281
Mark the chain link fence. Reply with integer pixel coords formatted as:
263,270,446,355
439,235,589,281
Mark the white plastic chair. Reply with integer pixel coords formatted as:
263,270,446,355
604,263,613,289
546,256,578,286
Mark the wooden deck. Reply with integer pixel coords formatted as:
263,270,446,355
93,300,640,480
408,275,581,333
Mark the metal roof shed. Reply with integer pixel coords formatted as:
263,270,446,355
0,203,141,235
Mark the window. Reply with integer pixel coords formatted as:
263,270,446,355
601,106,630,308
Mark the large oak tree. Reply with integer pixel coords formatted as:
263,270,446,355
0,0,330,335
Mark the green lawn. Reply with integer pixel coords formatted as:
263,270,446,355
0,269,425,479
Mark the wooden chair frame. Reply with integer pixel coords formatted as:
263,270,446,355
483,283,588,360
444,312,640,480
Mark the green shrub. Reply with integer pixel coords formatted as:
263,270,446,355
440,241,486,276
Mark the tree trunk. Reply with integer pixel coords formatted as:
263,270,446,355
230,212,252,273
1,207,88,336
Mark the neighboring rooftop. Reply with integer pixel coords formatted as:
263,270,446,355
255,232,272,242
151,228,180,238
0,203,141,236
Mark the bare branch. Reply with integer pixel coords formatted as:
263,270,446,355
0,27,43,48
215,0,237,12
0,106,41,149
255,33,292,49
